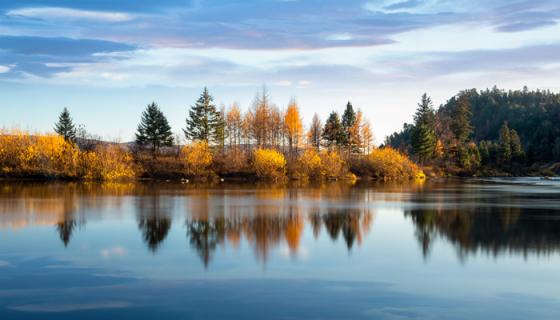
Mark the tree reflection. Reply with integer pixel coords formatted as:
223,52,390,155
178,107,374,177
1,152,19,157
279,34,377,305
184,206,373,267
405,206,560,260
136,189,173,253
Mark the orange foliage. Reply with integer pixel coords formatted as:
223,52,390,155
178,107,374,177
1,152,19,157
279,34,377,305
284,100,303,152
253,148,286,181
366,147,424,180
181,141,213,177
319,150,347,179
0,131,135,180
294,148,324,180
81,145,136,181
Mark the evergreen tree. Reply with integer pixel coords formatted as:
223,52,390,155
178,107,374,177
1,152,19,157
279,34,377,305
499,122,512,164
322,111,344,148
136,102,174,159
214,107,227,151
54,107,77,142
411,94,436,163
450,95,473,144
185,87,219,142
308,113,322,151
341,101,356,146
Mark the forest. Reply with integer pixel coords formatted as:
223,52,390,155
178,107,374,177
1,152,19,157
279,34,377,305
386,87,560,176
2,86,558,181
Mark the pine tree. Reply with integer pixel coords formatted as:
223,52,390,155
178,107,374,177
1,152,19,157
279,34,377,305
185,87,219,142
308,113,322,151
54,107,77,142
450,94,473,144
411,94,436,163
341,101,356,146
136,102,174,159
214,107,227,151
322,111,344,149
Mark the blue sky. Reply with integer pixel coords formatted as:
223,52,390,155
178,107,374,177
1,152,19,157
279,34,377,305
1,0,560,142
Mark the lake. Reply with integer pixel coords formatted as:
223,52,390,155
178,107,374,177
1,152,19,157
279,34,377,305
0,178,559,319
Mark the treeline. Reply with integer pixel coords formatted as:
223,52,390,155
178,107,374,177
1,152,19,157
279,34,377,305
1,87,423,181
386,87,560,176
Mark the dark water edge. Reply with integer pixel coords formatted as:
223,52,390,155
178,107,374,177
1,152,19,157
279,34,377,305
0,178,559,319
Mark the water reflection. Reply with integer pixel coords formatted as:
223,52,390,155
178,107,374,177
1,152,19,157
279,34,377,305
1,181,560,267
406,207,560,260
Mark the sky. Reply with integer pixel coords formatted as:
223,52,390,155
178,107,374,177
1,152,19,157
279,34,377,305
1,0,560,142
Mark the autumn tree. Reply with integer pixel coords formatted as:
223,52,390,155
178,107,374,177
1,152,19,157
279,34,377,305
348,110,364,153
226,103,242,146
54,107,77,143
411,93,437,163
361,118,374,154
322,111,344,149
251,88,272,147
284,99,303,155
136,102,174,159
185,87,220,143
308,113,322,151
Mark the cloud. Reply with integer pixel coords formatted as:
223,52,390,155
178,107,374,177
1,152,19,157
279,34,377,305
7,7,133,22
100,246,127,258
0,36,136,77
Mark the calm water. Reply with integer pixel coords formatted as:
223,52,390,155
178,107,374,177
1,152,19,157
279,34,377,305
1,179,560,319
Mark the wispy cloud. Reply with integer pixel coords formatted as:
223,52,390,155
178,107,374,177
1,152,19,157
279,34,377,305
7,7,133,22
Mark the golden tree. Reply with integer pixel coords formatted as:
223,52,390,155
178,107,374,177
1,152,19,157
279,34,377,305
361,118,374,154
284,99,303,155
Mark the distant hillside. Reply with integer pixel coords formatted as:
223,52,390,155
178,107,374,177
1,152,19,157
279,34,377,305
387,87,560,164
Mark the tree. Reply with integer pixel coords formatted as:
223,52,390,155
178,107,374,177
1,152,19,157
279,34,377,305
226,103,242,146
136,102,174,159
411,94,436,163
361,118,374,154
185,87,219,143
308,113,322,151
510,128,524,161
450,94,473,144
284,99,303,155
54,107,77,142
348,110,363,153
341,101,356,147
499,122,512,164
214,106,227,151
322,111,344,149
251,87,272,147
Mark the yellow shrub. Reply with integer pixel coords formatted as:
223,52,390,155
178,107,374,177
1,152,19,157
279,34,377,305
294,148,323,180
366,147,424,180
81,145,136,181
319,150,346,179
253,148,286,181
0,131,79,178
0,131,134,180
182,141,213,177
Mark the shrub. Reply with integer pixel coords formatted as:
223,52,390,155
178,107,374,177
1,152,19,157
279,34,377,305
81,145,136,181
364,147,424,180
181,141,213,177
0,131,80,178
253,148,286,181
292,148,323,180
213,147,251,176
319,150,346,180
